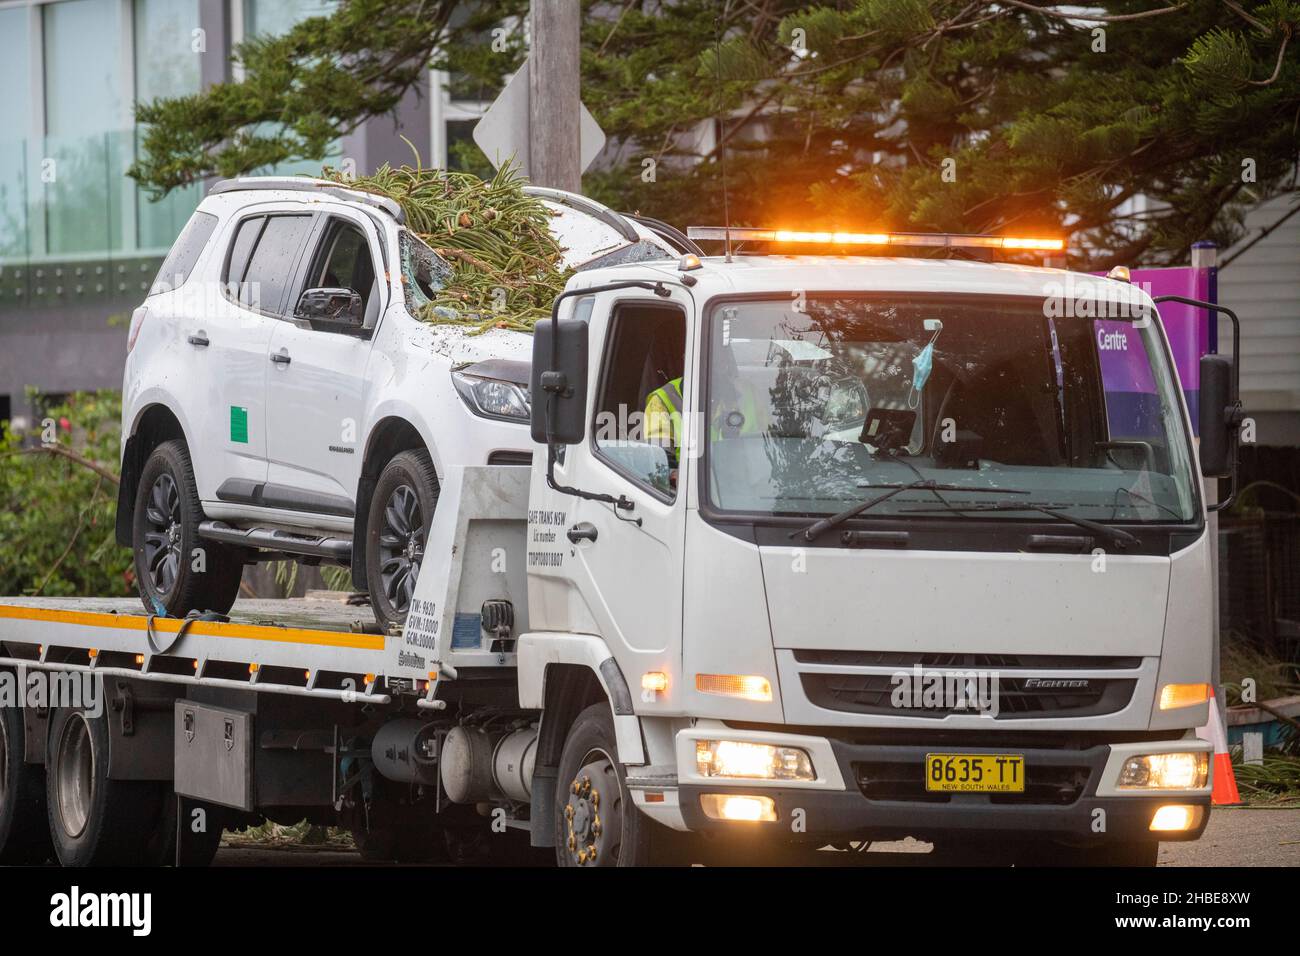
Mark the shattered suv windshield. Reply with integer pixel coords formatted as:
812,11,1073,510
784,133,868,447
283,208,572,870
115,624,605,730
399,230,451,314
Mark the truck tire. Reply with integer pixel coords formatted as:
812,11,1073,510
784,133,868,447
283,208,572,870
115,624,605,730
133,439,243,618
554,703,675,867
45,706,164,866
151,795,226,867
0,698,53,864
365,449,439,631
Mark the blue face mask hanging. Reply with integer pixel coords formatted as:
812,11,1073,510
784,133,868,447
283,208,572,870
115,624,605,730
908,323,942,409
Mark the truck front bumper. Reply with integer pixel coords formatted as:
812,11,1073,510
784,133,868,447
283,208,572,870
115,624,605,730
674,731,1212,844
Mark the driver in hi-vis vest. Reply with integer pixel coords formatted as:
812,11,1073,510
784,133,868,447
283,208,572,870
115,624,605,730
644,377,684,455
644,372,765,465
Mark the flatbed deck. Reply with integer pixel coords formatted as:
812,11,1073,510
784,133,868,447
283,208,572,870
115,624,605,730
0,596,398,704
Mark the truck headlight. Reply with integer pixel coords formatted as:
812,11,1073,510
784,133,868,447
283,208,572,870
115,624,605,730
695,740,814,781
452,367,531,422
1117,752,1209,790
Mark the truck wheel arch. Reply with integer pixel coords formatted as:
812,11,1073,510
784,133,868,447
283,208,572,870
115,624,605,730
115,404,187,548
524,650,645,848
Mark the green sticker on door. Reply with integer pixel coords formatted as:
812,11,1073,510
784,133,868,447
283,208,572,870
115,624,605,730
230,406,249,444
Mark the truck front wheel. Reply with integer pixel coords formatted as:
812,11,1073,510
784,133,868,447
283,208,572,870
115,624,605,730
554,703,673,867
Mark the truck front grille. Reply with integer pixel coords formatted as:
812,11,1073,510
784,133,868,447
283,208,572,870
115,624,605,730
793,650,1141,669
795,650,1139,720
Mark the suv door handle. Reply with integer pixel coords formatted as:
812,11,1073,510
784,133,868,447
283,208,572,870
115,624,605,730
566,522,598,544
270,350,291,365
187,333,209,347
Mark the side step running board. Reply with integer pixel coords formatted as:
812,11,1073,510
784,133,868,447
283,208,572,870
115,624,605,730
198,520,352,563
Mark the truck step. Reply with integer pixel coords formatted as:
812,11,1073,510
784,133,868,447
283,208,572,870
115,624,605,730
198,520,352,563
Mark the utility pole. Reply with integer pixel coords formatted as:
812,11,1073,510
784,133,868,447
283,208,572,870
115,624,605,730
528,1,582,192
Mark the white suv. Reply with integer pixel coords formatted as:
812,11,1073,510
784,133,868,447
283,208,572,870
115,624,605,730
117,177,683,629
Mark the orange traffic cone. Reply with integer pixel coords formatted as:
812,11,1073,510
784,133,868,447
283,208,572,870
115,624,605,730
1195,686,1241,806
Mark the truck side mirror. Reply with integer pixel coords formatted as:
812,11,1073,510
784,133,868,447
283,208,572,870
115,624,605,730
1198,353,1236,479
530,316,589,445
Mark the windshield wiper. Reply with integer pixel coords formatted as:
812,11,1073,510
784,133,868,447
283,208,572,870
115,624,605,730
903,500,1140,550
792,481,1030,542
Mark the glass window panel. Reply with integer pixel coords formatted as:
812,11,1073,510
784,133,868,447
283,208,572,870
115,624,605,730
241,0,343,178
0,8,30,260
151,210,218,293
43,0,127,256
239,214,314,314
244,0,337,39
134,0,203,250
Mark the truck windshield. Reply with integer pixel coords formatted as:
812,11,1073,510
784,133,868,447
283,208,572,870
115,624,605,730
703,294,1199,524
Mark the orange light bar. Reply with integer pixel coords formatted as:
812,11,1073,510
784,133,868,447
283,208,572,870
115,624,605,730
687,226,1064,252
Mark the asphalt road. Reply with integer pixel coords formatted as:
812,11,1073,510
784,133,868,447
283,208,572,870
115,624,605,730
213,807,1300,867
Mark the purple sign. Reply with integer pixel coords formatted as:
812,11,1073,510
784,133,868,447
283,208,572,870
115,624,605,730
1092,265,1213,435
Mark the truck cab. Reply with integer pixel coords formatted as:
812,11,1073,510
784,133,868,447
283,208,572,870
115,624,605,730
519,246,1223,865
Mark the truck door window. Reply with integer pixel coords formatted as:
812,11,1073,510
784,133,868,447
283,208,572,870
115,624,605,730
304,218,379,324
231,214,313,315
592,304,685,499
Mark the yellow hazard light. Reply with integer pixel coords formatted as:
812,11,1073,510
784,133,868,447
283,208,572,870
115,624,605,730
1107,265,1132,282
678,254,702,271
696,673,773,702
88,648,98,659
364,673,377,685
1159,683,1210,710
135,654,145,666
248,663,259,674
642,671,669,693
700,793,777,822
1150,804,1199,832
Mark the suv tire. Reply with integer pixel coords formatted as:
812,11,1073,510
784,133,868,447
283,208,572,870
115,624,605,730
132,439,243,618
365,449,439,631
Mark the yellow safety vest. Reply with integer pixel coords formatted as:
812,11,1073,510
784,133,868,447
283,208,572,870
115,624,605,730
646,377,684,448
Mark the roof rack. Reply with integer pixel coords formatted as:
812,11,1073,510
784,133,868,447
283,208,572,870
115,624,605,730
625,214,705,257
686,226,1064,253
209,177,407,224
522,185,640,243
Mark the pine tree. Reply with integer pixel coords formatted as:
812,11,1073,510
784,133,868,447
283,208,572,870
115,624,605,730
129,0,1300,267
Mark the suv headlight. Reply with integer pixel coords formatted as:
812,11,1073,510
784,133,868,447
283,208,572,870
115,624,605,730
695,740,814,781
452,365,531,422
1117,752,1209,790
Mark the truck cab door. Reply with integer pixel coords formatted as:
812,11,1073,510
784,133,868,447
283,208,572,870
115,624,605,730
528,291,692,671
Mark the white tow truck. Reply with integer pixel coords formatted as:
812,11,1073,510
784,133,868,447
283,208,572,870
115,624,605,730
0,213,1244,867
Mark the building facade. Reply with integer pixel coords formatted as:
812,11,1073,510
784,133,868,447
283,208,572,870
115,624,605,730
0,0,487,430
